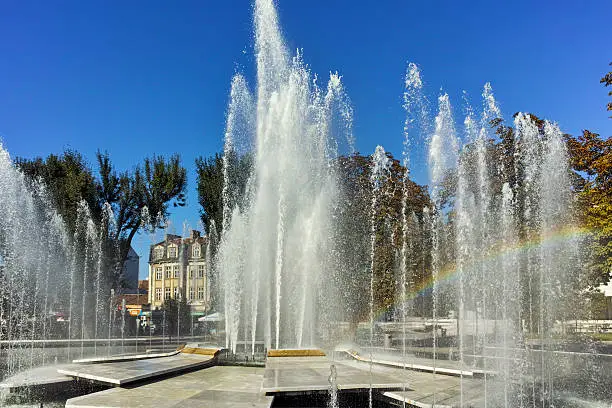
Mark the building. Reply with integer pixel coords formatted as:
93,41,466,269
115,293,149,317
599,281,612,320
147,230,210,317
121,246,140,291
138,279,149,295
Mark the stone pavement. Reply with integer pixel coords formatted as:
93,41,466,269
71,350,179,364
262,355,405,394
343,349,488,377
65,366,272,408
0,364,73,392
58,353,215,386
3,346,492,407
335,358,485,407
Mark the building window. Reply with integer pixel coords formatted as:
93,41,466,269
192,245,200,258
165,266,171,279
155,267,162,280
168,245,177,258
197,287,204,299
189,288,194,300
173,265,180,278
155,288,162,301
188,267,193,279
155,247,164,260
173,287,179,299
197,264,205,278
165,287,171,300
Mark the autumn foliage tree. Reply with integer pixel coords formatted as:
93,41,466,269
562,64,612,289
566,132,612,287
334,152,431,326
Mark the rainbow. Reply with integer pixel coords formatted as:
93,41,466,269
371,225,591,320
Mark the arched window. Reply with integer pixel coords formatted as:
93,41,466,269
192,245,201,258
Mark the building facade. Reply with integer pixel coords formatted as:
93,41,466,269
147,230,210,316
121,246,140,291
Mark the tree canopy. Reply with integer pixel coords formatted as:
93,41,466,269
17,150,188,284
15,150,99,232
195,153,223,235
335,153,432,322
195,151,252,235
566,130,612,287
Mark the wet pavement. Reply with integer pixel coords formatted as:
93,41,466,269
65,366,272,408
57,353,215,386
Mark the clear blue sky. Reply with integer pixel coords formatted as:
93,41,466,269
1,1,610,279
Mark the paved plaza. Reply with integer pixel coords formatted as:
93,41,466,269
65,366,273,408
1,346,498,407
71,350,179,364
262,355,405,394
0,364,74,392
57,353,215,386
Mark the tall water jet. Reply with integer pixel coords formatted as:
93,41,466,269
455,140,472,406
80,215,98,358
455,90,479,399
538,120,575,405
400,62,429,402
217,0,353,352
206,219,218,338
427,93,459,405
220,72,254,353
95,202,117,355
475,83,501,403
369,146,392,408
499,182,520,406
455,84,539,406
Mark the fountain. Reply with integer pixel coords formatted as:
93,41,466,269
0,0,608,406
0,144,121,383
213,1,608,405
368,146,392,408
217,0,353,354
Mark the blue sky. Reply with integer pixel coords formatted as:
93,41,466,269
1,1,610,279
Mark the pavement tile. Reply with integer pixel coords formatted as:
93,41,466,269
65,366,272,408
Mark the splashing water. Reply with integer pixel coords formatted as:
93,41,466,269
368,146,392,408
217,0,353,353
0,144,116,379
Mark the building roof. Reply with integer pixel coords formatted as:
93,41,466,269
148,230,208,264
126,246,140,259
151,234,182,247
138,279,149,291
115,294,148,306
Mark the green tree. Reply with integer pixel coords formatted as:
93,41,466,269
17,150,188,281
15,150,100,231
96,151,187,266
195,151,252,235
161,298,192,339
195,153,224,234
